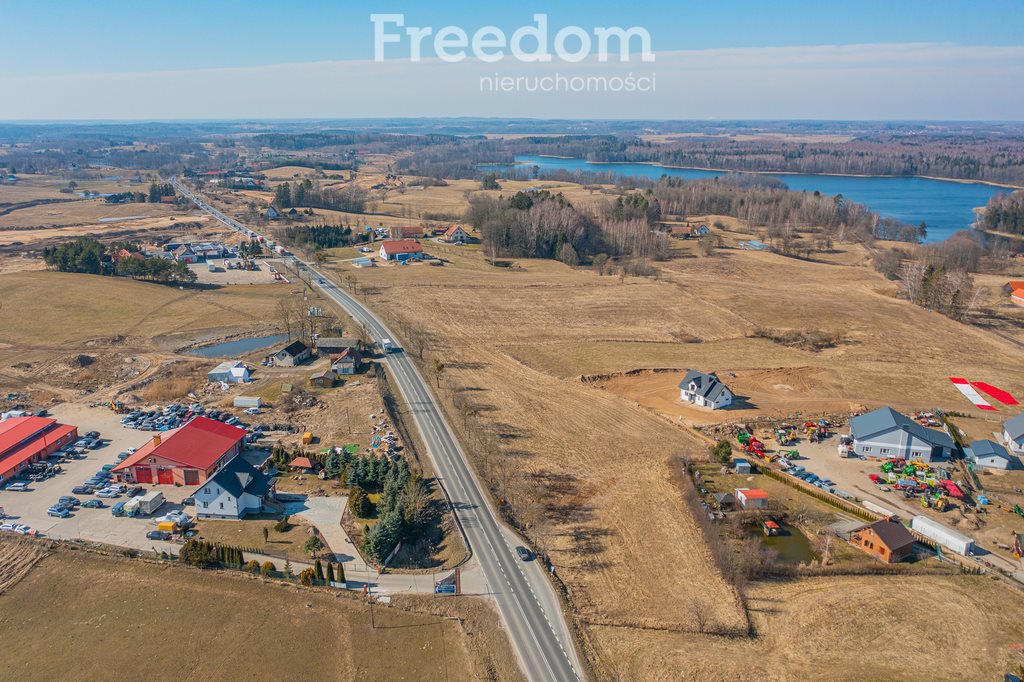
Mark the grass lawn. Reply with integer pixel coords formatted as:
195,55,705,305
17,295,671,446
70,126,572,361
196,515,318,563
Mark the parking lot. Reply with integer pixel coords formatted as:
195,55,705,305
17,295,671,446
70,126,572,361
0,403,194,553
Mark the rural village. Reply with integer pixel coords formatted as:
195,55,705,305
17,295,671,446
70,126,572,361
2,120,1024,681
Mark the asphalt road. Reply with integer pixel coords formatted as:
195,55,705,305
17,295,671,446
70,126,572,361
171,178,583,682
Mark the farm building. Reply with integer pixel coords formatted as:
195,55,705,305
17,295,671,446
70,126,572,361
207,360,250,384
967,439,1017,470
331,347,362,375
848,407,955,462
849,519,915,563
1003,413,1024,454
389,225,425,240
310,369,337,388
195,456,276,520
733,458,752,474
678,370,734,410
190,242,224,259
111,417,245,486
735,488,769,509
911,515,975,555
378,240,424,262
316,337,360,356
174,245,198,263
273,340,312,367
0,416,79,484
443,225,469,243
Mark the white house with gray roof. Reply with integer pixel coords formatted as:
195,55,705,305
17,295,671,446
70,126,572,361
848,407,955,463
1002,413,1024,454
195,456,275,520
678,370,733,410
967,439,1017,470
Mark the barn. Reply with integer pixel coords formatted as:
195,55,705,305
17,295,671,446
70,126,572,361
111,417,245,486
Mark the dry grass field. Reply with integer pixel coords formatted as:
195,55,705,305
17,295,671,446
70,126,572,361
589,574,1024,681
0,543,520,681
325,233,1024,678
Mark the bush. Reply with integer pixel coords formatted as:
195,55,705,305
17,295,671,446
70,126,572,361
303,535,324,557
348,486,372,517
261,561,276,575
710,439,733,464
178,539,216,568
245,559,261,574
298,567,316,586
274,515,291,533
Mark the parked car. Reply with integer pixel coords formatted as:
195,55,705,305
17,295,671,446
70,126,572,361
47,507,70,518
111,501,127,517
81,499,104,509
126,447,137,454
71,485,95,495
0,523,15,532
146,530,172,541
5,482,29,492
515,546,533,561
181,497,194,506
58,496,81,507
95,489,120,499
116,452,130,461
127,486,144,498
85,431,100,439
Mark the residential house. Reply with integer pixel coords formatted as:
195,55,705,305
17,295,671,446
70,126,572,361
266,205,280,220
678,370,734,410
968,439,1016,470
195,456,275,520
111,417,245,486
849,407,955,462
849,519,915,563
0,416,79,484
735,488,769,509
1008,281,1024,307
310,369,337,388
331,347,362,375
207,360,250,384
273,340,312,367
378,240,424,262
443,225,469,243
1004,413,1024,454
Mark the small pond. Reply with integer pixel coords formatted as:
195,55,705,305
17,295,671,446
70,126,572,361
184,334,288,358
747,523,818,565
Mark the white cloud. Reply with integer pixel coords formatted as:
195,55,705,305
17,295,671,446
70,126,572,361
2,42,1022,120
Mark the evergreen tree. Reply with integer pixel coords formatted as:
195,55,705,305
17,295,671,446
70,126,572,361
326,562,335,583
315,559,324,582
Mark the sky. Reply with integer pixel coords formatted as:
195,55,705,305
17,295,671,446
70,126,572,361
2,0,1023,120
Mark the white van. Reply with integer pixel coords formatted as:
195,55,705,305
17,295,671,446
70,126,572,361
6,482,29,492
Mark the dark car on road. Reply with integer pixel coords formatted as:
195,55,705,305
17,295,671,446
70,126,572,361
81,499,104,509
515,546,533,561
146,530,172,541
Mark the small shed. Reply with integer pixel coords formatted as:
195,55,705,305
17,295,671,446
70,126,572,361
967,439,1016,470
735,488,769,509
289,456,319,474
732,458,752,475
711,492,735,510
310,369,337,388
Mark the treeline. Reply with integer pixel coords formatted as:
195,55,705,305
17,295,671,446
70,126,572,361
273,179,366,213
105,182,176,205
466,189,668,262
976,191,1024,236
279,224,361,250
508,135,1024,185
42,237,196,284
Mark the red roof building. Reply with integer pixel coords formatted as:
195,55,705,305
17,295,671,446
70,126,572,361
0,416,79,483
288,456,318,472
378,240,424,261
112,416,245,486
443,225,469,243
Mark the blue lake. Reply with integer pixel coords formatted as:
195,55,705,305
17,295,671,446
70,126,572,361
500,155,1012,243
